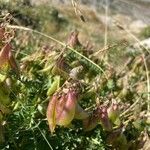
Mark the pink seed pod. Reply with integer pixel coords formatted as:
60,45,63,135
107,103,120,124
0,43,10,68
46,94,58,133
0,43,19,73
56,90,77,126
8,49,19,74
55,94,66,123
98,106,112,131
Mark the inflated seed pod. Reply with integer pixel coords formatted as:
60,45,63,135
0,43,10,69
46,94,58,133
98,106,112,131
107,103,120,124
51,57,69,78
47,90,78,132
55,94,66,122
56,90,77,126
8,50,19,74
47,76,60,96
0,43,19,73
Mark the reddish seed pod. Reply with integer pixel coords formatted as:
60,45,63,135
46,94,58,133
107,103,120,125
56,90,77,126
0,43,19,73
47,89,78,132
98,106,112,131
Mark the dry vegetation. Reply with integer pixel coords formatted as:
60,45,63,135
0,1,150,150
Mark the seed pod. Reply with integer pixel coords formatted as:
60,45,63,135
8,50,19,74
56,90,77,126
47,76,60,96
55,94,66,122
107,103,120,124
0,43,10,70
46,94,58,133
0,43,19,73
51,58,69,78
74,103,89,120
98,106,112,131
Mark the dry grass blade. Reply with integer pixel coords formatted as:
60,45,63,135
142,54,150,111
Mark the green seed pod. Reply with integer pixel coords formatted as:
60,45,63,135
47,76,60,96
0,43,19,74
107,103,120,124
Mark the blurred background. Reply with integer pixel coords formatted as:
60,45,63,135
1,0,149,68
